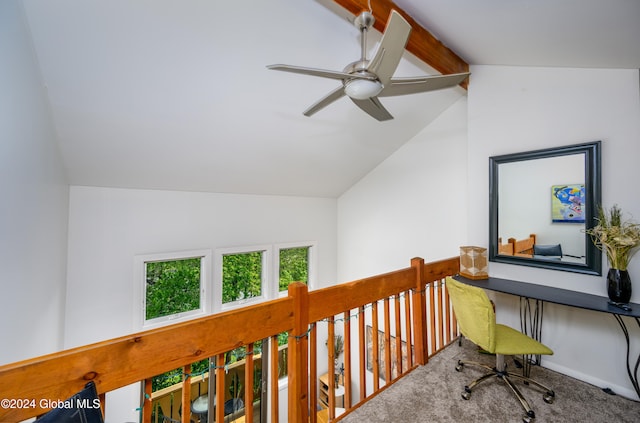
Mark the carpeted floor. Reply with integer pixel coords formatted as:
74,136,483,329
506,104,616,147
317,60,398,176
339,338,640,422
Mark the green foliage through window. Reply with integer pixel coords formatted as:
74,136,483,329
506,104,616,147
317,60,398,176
152,359,209,392
279,247,309,291
145,258,201,320
222,251,263,303
145,257,204,392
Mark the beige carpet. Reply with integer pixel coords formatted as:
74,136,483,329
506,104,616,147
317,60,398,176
339,338,640,422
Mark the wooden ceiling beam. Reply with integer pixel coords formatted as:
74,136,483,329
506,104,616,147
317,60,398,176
328,0,469,89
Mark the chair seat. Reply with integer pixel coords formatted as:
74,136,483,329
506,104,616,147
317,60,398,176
494,324,553,356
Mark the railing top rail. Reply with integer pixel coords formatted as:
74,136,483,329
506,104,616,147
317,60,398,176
423,256,460,283
307,267,416,323
0,296,293,422
0,256,461,422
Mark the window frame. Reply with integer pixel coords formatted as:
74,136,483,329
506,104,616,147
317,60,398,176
134,249,211,329
274,241,317,298
214,245,271,312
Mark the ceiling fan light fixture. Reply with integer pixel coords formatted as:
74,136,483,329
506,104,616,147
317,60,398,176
344,79,383,100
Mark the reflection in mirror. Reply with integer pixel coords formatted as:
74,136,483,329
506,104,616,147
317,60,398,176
489,142,602,275
499,154,585,262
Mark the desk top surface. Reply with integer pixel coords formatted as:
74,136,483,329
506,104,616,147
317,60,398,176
453,275,640,318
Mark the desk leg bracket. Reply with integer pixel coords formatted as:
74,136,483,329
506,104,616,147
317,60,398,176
611,314,640,398
519,297,544,378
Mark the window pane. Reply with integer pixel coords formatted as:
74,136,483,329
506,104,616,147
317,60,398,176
279,247,309,291
145,258,201,320
222,251,263,303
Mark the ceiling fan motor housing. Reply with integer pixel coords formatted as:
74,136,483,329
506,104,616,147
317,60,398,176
354,11,375,30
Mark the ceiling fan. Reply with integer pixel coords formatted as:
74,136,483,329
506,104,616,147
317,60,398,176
267,9,470,121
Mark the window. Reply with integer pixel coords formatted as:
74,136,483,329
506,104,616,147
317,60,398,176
222,250,265,304
214,242,316,310
215,246,269,310
135,249,210,328
145,257,201,320
278,246,310,292
274,243,314,380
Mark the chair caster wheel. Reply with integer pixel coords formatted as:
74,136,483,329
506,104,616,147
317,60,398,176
543,391,555,404
522,410,535,422
455,361,464,372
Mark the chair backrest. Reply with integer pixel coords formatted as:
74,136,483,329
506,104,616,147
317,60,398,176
446,277,496,353
533,243,563,258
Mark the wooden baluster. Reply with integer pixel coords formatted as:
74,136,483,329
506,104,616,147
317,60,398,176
142,378,152,423
215,354,225,423
245,343,254,423
394,294,403,375
309,324,317,423
449,279,459,338
429,280,437,356
404,290,413,369
343,310,351,409
358,305,367,401
383,298,392,382
371,301,380,391
437,280,445,351
327,316,336,420
181,365,191,423
411,257,427,365
444,279,452,345
270,335,279,423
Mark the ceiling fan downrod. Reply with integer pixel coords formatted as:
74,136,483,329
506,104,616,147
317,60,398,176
354,11,374,63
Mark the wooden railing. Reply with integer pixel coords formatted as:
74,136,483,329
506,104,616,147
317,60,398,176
0,256,460,423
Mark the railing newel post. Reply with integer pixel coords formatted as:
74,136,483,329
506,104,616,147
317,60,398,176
288,282,309,423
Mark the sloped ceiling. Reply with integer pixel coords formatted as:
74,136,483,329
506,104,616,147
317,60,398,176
20,0,640,198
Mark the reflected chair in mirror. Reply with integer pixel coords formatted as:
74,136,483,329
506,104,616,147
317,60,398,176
446,277,555,423
533,244,563,260
498,237,514,255
510,234,537,257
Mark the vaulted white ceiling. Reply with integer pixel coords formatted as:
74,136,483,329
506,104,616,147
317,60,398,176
20,0,640,198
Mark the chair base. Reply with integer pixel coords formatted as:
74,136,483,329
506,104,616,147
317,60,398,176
455,355,555,423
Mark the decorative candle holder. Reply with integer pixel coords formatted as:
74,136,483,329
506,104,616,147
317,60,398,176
459,246,489,280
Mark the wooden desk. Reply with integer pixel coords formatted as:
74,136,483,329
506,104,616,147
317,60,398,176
453,275,640,397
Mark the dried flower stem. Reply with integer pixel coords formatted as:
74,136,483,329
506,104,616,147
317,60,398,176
585,205,640,270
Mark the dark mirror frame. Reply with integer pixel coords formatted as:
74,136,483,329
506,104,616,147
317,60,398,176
489,141,602,275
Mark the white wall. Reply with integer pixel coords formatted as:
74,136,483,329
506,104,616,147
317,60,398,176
337,97,468,398
467,65,640,398
0,0,69,365
66,186,337,344
337,97,469,281
66,186,337,422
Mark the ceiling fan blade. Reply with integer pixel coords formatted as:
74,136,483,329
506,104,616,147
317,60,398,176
367,10,411,86
351,97,394,121
379,72,470,97
303,86,346,117
267,64,374,81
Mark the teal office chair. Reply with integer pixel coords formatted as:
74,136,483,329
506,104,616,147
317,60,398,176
446,277,555,423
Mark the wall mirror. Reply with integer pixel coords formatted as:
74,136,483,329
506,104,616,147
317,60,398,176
489,141,602,275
